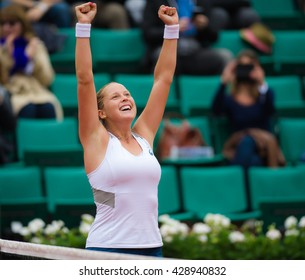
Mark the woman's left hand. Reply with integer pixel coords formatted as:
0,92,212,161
251,65,265,85
25,37,39,59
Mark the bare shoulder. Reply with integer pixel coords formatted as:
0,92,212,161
82,126,110,174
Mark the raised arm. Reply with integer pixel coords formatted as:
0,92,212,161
133,5,179,146
75,2,109,174
75,2,106,146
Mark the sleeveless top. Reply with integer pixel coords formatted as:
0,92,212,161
86,132,163,248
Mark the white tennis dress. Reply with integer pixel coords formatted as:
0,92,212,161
86,132,163,248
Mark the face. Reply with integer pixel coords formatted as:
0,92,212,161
0,18,23,38
98,82,137,124
238,55,259,67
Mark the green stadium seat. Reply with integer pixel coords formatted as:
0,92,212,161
251,0,305,29
158,166,181,215
16,118,83,167
248,165,305,229
212,30,247,56
179,166,259,222
0,166,48,236
272,31,305,75
278,118,305,165
210,117,231,154
91,29,145,74
44,167,95,227
267,76,305,118
51,73,111,117
178,75,220,117
113,74,179,114
50,28,77,73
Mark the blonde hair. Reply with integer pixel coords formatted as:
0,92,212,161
96,82,116,126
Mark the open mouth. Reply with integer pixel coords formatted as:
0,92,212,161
120,105,132,111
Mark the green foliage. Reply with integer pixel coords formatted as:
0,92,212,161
159,214,305,260
11,213,305,259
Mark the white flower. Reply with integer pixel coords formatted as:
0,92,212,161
160,224,175,237
44,223,60,235
229,231,245,243
285,229,299,237
159,214,171,224
198,234,208,243
30,237,42,244
159,214,181,227
11,221,23,234
298,216,305,228
192,223,211,235
163,235,173,243
160,223,179,237
19,227,30,236
79,222,91,234
28,218,45,233
266,229,281,240
284,216,298,229
177,223,189,237
51,220,65,230
62,227,69,234
81,214,94,224
204,213,231,228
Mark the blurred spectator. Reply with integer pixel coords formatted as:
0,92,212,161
125,0,146,27
1,0,71,53
296,0,305,12
208,0,261,30
69,0,131,29
211,49,285,169
0,84,16,165
141,0,232,75
8,0,72,28
0,4,63,119
240,22,275,55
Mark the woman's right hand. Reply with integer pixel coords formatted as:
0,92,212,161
221,60,236,84
4,34,17,56
75,2,97,24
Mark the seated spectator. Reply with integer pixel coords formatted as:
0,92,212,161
209,0,261,30
240,22,275,55
9,0,72,28
0,4,63,120
125,0,146,27
2,0,71,53
211,49,285,169
141,0,232,75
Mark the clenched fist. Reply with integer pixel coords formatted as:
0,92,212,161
158,5,179,26
75,2,97,24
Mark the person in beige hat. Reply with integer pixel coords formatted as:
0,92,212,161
240,22,275,54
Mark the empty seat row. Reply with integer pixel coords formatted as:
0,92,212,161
163,164,305,231
50,28,145,74
1,164,305,236
251,0,305,30
0,166,93,235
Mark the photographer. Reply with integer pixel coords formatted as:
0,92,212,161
211,49,285,169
